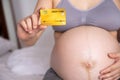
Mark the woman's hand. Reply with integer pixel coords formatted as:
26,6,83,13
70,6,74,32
99,53,120,80
17,8,47,45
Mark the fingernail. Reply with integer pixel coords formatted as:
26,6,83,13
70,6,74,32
25,29,28,31
34,26,37,29
29,31,33,34
42,26,47,28
101,72,106,75
100,71,103,74
108,53,117,58
100,70,104,74
108,53,112,55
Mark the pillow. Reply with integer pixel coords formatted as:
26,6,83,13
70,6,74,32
7,46,51,75
0,37,16,55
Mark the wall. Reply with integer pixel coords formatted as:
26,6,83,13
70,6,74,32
11,0,55,52
2,0,18,49
11,0,37,22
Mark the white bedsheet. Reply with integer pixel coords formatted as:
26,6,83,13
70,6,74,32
0,52,44,80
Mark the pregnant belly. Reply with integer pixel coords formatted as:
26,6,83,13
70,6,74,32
51,26,120,80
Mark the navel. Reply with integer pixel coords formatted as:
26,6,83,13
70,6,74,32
81,60,96,80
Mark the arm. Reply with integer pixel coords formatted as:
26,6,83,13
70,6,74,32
17,0,53,46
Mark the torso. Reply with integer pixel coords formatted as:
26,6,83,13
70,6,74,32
53,0,120,40
51,0,120,79
51,26,120,80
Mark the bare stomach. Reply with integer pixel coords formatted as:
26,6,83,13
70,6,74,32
51,26,120,80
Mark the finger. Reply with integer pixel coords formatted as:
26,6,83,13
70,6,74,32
17,24,28,40
31,13,38,29
34,7,45,20
38,16,41,25
103,73,120,80
35,7,46,25
108,53,120,59
39,17,47,30
100,62,120,74
39,25,47,30
20,20,28,32
26,17,33,32
100,68,120,79
34,7,45,14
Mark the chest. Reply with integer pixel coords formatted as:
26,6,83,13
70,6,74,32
53,0,120,11
53,0,120,32
65,0,102,11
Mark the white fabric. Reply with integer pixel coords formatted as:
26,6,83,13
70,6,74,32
0,53,44,80
7,46,51,75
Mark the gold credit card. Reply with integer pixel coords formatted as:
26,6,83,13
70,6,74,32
40,9,66,26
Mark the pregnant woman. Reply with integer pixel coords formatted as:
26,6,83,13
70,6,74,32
51,26,120,80
17,0,120,80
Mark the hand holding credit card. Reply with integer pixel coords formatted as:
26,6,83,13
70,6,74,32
40,9,66,26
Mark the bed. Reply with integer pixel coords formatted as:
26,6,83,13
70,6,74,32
0,37,51,80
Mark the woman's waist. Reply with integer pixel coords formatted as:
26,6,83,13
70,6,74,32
51,48,115,80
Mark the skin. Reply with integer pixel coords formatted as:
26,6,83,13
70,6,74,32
17,0,120,79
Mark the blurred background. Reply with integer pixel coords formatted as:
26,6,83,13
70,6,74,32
0,0,54,80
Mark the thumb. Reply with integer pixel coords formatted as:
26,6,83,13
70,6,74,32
34,7,46,17
40,25,48,29
108,53,120,59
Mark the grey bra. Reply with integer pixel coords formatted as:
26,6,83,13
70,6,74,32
53,0,120,32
